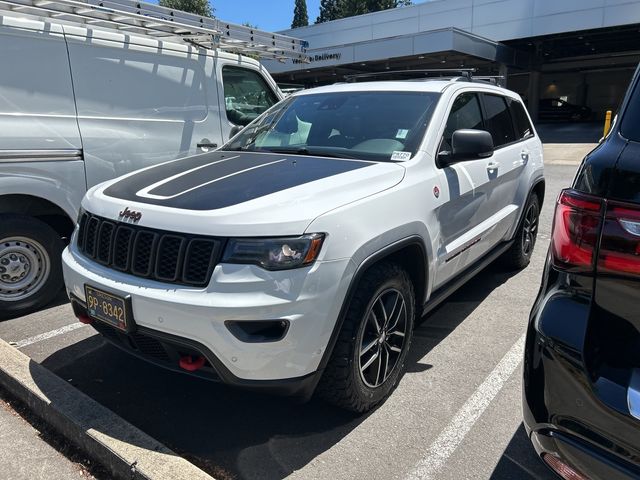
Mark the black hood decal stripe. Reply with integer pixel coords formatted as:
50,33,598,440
104,151,374,211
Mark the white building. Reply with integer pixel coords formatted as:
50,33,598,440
265,0,640,120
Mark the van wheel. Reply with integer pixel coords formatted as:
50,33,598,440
0,215,64,319
501,195,540,270
317,262,415,412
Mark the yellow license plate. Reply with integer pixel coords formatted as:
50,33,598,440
84,285,130,332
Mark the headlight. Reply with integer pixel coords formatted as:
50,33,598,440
222,233,325,270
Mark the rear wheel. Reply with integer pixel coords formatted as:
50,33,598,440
317,262,415,412
0,215,64,319
501,195,540,270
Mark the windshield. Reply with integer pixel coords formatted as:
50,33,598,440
221,91,441,162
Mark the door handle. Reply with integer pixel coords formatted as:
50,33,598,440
487,161,499,171
520,151,530,162
197,142,218,152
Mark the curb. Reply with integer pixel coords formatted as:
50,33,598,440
0,338,214,480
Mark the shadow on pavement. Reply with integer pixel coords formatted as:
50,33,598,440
0,289,69,322
535,122,602,143
491,424,556,479
37,262,521,480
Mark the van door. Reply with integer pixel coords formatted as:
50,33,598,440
64,26,223,187
0,16,81,153
216,63,280,140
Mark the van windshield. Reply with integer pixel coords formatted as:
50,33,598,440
221,91,440,162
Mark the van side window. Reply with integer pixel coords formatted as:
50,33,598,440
439,92,483,155
507,98,534,140
222,66,278,126
482,94,517,147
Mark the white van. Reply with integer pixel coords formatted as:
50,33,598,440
0,0,306,317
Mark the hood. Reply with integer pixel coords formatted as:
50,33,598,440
85,151,405,236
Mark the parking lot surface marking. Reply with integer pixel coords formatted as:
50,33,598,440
406,333,526,480
14,323,86,349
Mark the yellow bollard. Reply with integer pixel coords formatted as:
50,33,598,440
603,110,612,137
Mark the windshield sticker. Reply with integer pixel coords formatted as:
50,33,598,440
391,151,412,161
395,129,409,140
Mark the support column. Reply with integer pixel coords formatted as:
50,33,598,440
528,70,541,122
498,63,508,88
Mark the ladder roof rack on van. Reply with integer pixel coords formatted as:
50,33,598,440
0,0,309,62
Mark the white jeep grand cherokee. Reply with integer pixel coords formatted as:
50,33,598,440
62,78,544,412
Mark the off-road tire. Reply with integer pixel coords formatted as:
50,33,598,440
0,215,65,319
501,194,540,270
316,262,415,412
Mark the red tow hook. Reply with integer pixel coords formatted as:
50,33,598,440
179,355,206,372
78,314,93,325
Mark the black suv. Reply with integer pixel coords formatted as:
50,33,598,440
524,65,640,479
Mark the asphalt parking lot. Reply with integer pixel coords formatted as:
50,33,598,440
0,160,582,480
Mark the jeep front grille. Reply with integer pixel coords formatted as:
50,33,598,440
76,212,224,287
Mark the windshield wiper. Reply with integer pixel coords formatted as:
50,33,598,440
261,146,355,159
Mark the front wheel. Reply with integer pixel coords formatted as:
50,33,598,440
317,262,415,412
0,215,65,319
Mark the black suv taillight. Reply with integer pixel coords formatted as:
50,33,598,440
597,201,640,276
551,189,603,273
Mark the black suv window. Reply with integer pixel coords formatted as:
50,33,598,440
507,98,534,140
439,93,483,154
222,66,278,127
482,94,517,147
621,78,640,142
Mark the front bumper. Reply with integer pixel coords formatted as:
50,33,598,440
523,282,640,479
62,244,353,385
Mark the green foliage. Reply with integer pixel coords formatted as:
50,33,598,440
292,0,309,28
316,0,411,23
158,0,213,17
316,0,341,23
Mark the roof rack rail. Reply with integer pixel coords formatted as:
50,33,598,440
0,0,309,61
344,68,478,83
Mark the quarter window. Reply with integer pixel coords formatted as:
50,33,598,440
439,93,484,155
507,98,534,140
222,66,278,126
482,94,517,147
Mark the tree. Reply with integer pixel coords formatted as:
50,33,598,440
317,0,411,23
291,0,309,28
159,0,213,17
316,0,341,23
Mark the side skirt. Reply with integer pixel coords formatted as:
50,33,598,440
421,239,513,317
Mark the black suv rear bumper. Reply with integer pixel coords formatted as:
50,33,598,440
523,276,640,480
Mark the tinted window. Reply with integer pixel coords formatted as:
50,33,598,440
621,77,640,142
222,66,278,126
483,94,517,147
507,99,534,139
439,93,483,154
223,91,440,162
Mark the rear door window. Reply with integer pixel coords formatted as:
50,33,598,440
222,66,278,126
482,94,517,148
507,98,534,140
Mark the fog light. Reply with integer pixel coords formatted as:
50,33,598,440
542,454,587,480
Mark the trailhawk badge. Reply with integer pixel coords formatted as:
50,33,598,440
119,207,142,222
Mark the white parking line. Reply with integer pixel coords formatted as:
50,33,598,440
406,333,526,480
13,323,88,349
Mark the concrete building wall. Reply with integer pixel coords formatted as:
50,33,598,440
281,0,640,48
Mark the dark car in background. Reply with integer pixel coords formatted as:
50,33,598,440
539,98,592,122
524,65,640,480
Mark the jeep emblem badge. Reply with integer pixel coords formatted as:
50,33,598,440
433,186,440,198
119,207,142,222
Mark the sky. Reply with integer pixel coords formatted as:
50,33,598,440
214,0,323,32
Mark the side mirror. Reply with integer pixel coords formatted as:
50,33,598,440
229,124,243,139
441,129,494,166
